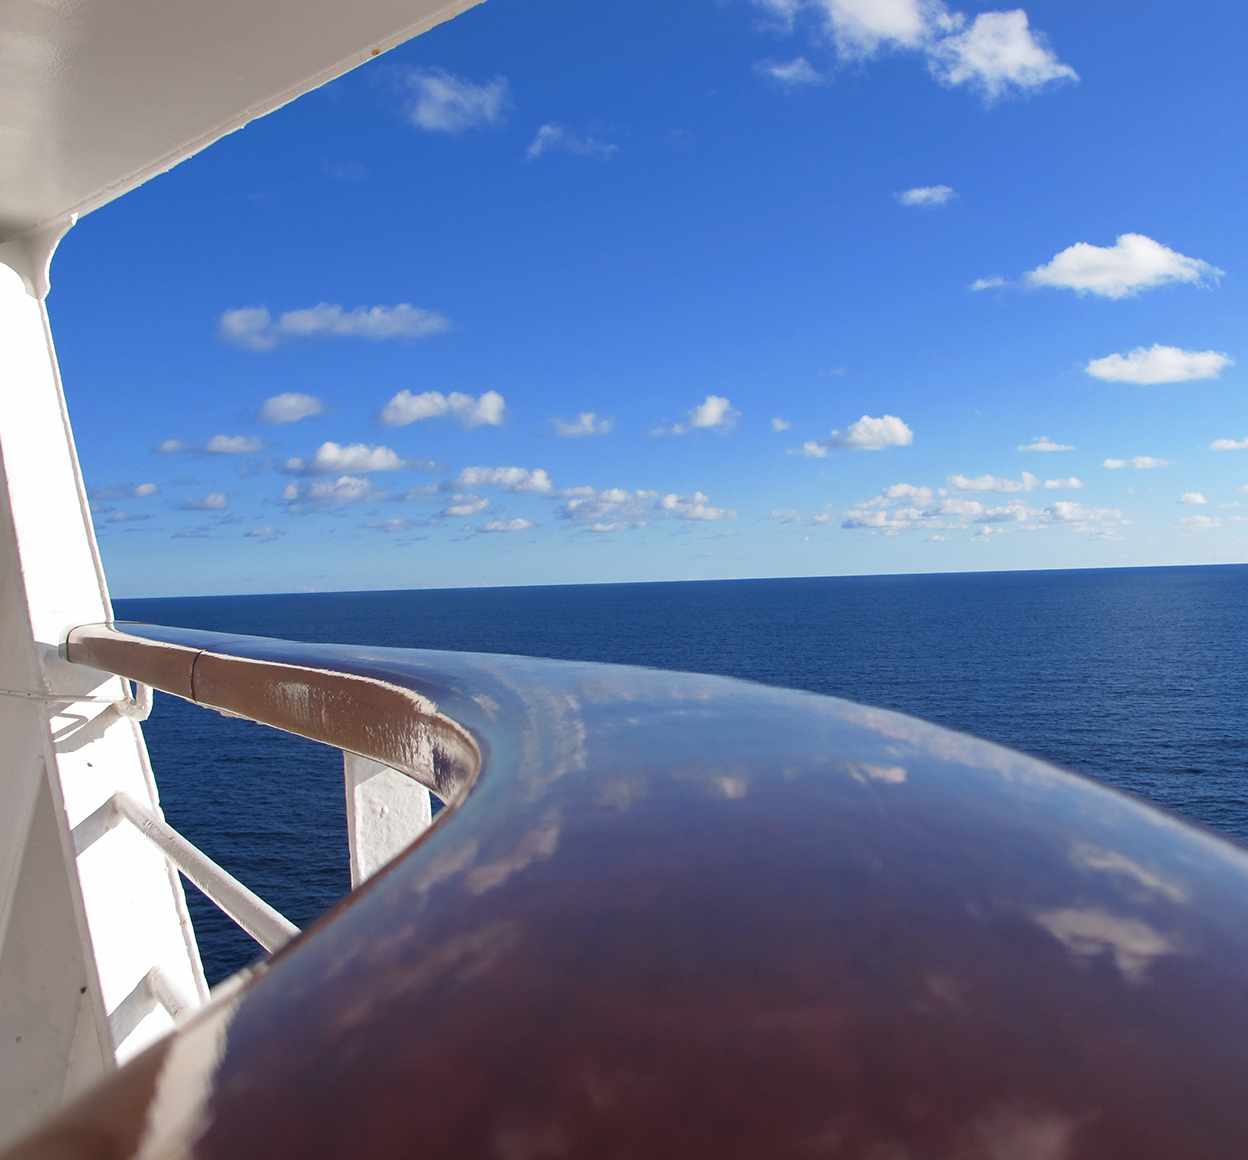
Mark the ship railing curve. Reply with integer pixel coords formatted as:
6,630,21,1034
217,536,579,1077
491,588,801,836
14,617,1248,1160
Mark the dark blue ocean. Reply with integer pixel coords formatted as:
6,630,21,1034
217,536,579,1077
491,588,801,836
115,564,1248,985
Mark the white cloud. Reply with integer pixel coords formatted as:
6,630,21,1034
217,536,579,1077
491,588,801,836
281,475,377,513
1103,456,1169,469
690,394,738,431
220,304,451,351
1179,492,1207,505
1025,234,1222,299
452,466,554,494
769,508,804,522
526,124,618,161
1043,477,1083,489
927,10,1078,101
379,389,505,428
404,67,510,132
365,518,418,533
841,478,1124,537
1086,344,1233,384
480,517,537,533
948,471,1037,492
970,276,1007,291
91,482,160,501
1042,501,1123,525
657,492,736,521
805,414,913,455
771,417,791,432
259,392,323,423
1018,436,1073,451
1177,515,1220,531
105,510,151,524
175,492,229,512
655,395,739,436
282,442,415,476
559,487,653,533
750,0,1075,102
1211,437,1248,451
754,56,826,85
245,526,281,541
895,185,956,206
441,494,490,518
207,435,265,455
552,412,614,437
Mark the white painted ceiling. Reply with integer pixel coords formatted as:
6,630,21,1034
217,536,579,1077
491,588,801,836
0,0,484,241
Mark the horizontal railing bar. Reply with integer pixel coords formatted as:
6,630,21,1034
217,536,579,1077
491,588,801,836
108,792,299,953
107,966,195,1050
64,623,480,804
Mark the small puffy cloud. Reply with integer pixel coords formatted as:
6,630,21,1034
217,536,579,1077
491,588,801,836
751,0,1075,103
106,510,151,524
526,124,618,161
480,517,537,533
754,56,825,85
804,414,914,455
771,417,791,432
441,495,489,518
452,466,554,494
1042,501,1124,526
1103,456,1169,469
220,304,450,352
1086,345,1233,384
281,475,377,514
1044,477,1083,490
970,276,1007,291
364,518,418,533
283,442,416,476
244,526,281,541
690,394,737,430
158,435,265,456
769,509,803,522
1210,437,1248,451
175,492,229,511
91,482,160,501
1179,492,1207,505
1018,436,1074,452
948,471,1037,492
553,412,614,437
895,185,956,207
171,526,212,539
258,392,323,423
404,67,510,132
559,487,653,533
655,395,738,436
380,389,505,428
927,10,1078,101
1025,234,1222,299
1177,515,1220,531
657,492,736,521
204,435,265,455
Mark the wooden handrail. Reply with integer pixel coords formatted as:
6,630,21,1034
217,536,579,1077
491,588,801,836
65,622,480,803
13,622,1248,1159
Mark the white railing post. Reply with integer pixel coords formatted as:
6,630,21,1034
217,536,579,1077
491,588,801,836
343,753,433,888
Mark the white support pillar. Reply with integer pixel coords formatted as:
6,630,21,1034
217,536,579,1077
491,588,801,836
0,260,207,1147
343,753,433,888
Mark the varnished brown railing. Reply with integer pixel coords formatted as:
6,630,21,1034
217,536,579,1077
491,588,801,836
11,622,1248,1160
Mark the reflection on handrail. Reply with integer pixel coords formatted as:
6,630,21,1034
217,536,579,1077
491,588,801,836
13,620,1248,1160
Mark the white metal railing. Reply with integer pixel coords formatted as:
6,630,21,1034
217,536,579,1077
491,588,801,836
72,791,300,953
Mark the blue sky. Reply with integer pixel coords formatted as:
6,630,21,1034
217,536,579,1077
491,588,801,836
50,0,1248,597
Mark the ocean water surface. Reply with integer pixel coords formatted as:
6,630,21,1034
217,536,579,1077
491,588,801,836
115,564,1248,984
